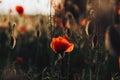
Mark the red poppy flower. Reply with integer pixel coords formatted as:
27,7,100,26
51,36,74,53
18,26,28,34
1,25,8,30
16,5,24,16
16,57,23,64
118,9,120,15
54,18,63,28
54,18,70,29
118,56,120,70
81,18,88,26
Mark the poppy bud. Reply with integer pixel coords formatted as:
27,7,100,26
16,57,23,64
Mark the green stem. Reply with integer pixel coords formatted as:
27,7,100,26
89,68,92,80
82,69,85,80
67,54,70,80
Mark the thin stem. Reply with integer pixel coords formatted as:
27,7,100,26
82,69,85,80
89,68,92,80
67,54,70,80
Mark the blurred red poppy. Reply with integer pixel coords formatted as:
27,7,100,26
0,25,8,30
16,5,24,16
18,26,28,34
51,36,74,53
119,56,120,70
81,18,88,26
118,9,120,15
16,57,23,64
54,18,63,28
54,18,70,29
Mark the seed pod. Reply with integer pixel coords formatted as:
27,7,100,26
85,21,94,36
36,30,41,38
105,26,120,56
9,36,16,49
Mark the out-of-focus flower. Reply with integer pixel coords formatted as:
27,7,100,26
118,56,120,70
18,26,28,34
118,9,120,15
54,18,70,29
51,36,74,53
16,5,24,16
16,57,23,64
54,18,63,28
81,18,88,26
0,25,8,30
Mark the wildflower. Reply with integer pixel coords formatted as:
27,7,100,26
118,9,120,15
16,57,23,64
81,18,88,26
54,18,70,29
18,26,28,34
118,56,120,70
18,26,27,32
54,18,63,28
51,36,74,53
16,5,24,16
0,25,8,30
